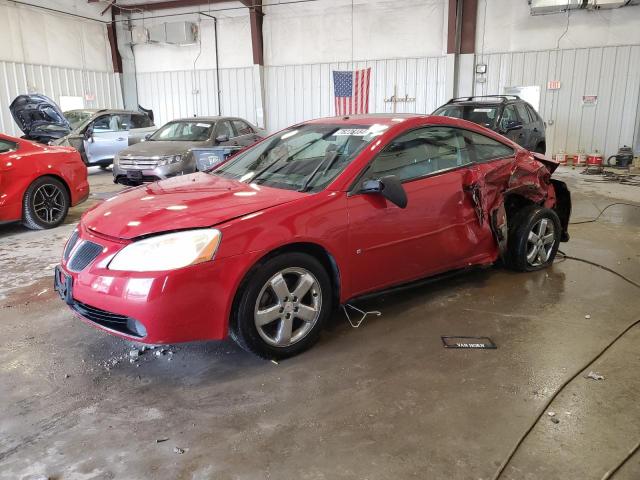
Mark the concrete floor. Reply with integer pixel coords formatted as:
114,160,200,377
0,167,639,480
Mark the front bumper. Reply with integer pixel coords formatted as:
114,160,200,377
113,161,193,185
55,226,257,344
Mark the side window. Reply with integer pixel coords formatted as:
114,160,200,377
465,131,515,163
232,120,254,136
368,127,471,182
515,104,531,125
92,114,127,133
130,114,152,129
500,105,519,131
0,139,18,153
526,105,539,123
217,121,235,139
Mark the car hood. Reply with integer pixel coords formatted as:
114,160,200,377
84,172,306,239
9,94,71,139
119,140,209,157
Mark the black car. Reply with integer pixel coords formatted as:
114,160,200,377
433,96,546,154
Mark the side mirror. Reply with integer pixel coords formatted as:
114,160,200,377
504,120,523,132
215,134,229,144
144,133,152,140
360,175,408,209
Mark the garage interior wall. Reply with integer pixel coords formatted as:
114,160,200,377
129,0,639,156
131,0,448,131
0,1,123,137
474,0,640,158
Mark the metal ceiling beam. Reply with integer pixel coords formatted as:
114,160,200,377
105,0,229,13
240,0,264,65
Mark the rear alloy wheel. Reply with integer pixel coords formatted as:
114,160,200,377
22,176,70,230
506,205,561,272
230,253,332,359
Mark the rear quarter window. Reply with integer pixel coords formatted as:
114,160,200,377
464,131,515,163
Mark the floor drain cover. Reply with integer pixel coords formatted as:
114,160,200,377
441,336,496,349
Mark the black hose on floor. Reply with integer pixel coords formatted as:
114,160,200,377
492,252,640,480
570,202,640,225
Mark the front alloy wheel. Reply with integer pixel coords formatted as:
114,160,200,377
506,205,561,272
254,268,322,347
230,252,332,359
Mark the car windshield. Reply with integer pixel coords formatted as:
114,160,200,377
64,111,93,130
434,105,499,129
213,123,389,192
149,121,214,142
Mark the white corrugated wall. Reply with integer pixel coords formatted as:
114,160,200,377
136,67,260,128
474,45,640,158
264,56,448,133
135,56,448,133
0,60,123,138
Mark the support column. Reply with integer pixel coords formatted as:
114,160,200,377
445,0,478,99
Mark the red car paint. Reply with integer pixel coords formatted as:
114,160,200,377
58,114,565,344
0,133,89,224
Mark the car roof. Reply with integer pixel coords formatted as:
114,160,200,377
65,109,146,115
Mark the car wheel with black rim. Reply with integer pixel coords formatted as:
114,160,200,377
230,252,332,359
22,176,70,230
506,205,561,272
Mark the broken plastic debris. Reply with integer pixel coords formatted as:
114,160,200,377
547,411,555,417
585,314,591,319
551,417,560,424
586,371,605,381
271,360,279,365
173,447,185,454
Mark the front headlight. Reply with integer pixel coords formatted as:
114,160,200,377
157,154,182,167
108,229,221,272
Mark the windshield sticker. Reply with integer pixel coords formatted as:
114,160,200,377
334,128,369,136
196,123,211,128
473,108,493,113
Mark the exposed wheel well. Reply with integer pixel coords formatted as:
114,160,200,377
504,194,537,226
230,242,342,324
535,141,546,154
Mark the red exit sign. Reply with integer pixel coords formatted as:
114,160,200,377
547,80,561,90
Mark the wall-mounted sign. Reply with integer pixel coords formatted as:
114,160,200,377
84,93,95,102
547,80,561,90
582,95,598,106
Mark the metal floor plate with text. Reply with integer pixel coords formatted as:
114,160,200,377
441,336,497,349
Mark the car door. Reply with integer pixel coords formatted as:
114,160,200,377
346,126,492,296
85,114,128,164
499,104,527,148
515,103,536,150
231,119,262,146
526,104,545,152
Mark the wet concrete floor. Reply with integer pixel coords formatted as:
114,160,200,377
0,167,638,479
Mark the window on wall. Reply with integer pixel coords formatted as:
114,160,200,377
367,127,471,182
464,131,514,163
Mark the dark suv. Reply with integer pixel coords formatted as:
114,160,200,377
433,96,546,154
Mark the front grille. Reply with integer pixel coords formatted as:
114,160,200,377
72,300,145,337
118,157,160,170
63,230,79,261
67,240,103,272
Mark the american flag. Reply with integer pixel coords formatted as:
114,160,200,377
333,68,371,116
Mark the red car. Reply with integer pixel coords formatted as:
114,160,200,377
55,114,571,359
0,134,89,229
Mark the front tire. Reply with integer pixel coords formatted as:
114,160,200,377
22,176,70,230
230,252,333,359
506,206,561,272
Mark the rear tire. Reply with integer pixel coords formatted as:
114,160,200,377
22,176,70,230
229,252,332,360
505,205,561,272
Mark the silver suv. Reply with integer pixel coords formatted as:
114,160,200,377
113,116,264,185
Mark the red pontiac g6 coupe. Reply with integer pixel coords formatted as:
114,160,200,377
0,134,89,229
55,114,571,359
